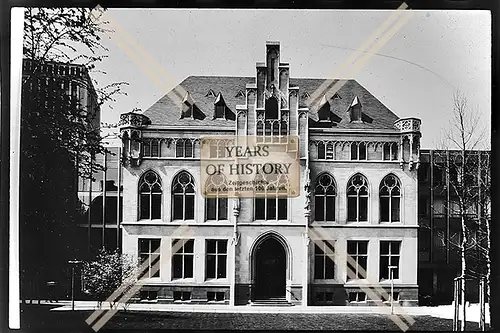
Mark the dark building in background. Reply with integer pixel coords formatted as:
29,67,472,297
20,59,101,301
77,138,123,254
417,149,490,305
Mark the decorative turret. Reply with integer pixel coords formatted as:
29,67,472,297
394,117,422,170
119,108,151,167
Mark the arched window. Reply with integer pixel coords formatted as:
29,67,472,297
350,142,358,160
383,142,398,161
254,173,288,221
379,174,401,222
347,174,369,222
317,142,326,160
139,171,162,220
172,171,195,220
314,173,336,222
176,139,194,158
205,173,228,221
350,142,367,160
265,96,279,119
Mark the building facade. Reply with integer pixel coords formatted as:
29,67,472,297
118,42,421,306
417,149,490,305
77,140,123,254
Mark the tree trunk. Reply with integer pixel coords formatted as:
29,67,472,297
486,215,491,327
460,214,466,331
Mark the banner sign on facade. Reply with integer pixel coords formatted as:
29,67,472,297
200,135,300,198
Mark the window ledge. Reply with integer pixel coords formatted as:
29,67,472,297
204,278,229,283
345,279,369,284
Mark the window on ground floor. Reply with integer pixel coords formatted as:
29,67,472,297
379,241,401,280
172,239,194,279
138,238,161,278
346,241,368,280
314,241,335,279
206,239,227,279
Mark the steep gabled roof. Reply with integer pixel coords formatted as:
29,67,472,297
142,76,400,130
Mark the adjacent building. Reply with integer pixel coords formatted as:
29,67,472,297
117,41,422,306
417,149,490,305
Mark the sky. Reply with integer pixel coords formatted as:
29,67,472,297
92,9,491,149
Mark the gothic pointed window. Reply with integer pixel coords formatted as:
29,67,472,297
265,96,279,120
205,173,228,221
139,171,162,220
172,171,195,220
379,174,401,222
314,173,336,222
347,174,369,222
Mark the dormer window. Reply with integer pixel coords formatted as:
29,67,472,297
235,90,245,98
318,95,330,121
333,92,341,100
215,105,225,119
180,91,206,120
301,92,310,100
349,96,363,122
214,92,227,119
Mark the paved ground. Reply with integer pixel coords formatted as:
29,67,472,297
19,302,490,332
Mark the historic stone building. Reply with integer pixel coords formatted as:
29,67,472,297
118,41,421,306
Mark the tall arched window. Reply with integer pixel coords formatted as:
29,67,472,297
347,174,369,222
254,173,288,221
139,171,162,220
172,171,195,220
205,173,228,221
380,174,401,222
314,173,336,222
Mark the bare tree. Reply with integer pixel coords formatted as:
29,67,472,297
433,89,490,330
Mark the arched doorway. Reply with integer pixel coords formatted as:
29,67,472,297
253,237,287,300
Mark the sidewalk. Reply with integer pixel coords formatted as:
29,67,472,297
37,300,489,323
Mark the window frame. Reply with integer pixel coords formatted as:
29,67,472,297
346,240,368,280
314,240,335,280
138,170,163,220
350,142,367,161
171,171,196,221
175,138,194,158
379,174,402,223
314,173,337,222
205,239,228,280
205,173,229,222
172,239,195,280
138,238,161,279
253,174,289,221
346,174,369,222
379,240,401,281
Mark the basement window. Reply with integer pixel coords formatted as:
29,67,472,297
173,291,191,301
348,292,366,303
207,291,225,302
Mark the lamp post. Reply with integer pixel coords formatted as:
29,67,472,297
68,260,82,311
388,266,397,315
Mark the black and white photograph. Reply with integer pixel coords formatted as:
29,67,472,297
5,3,494,332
